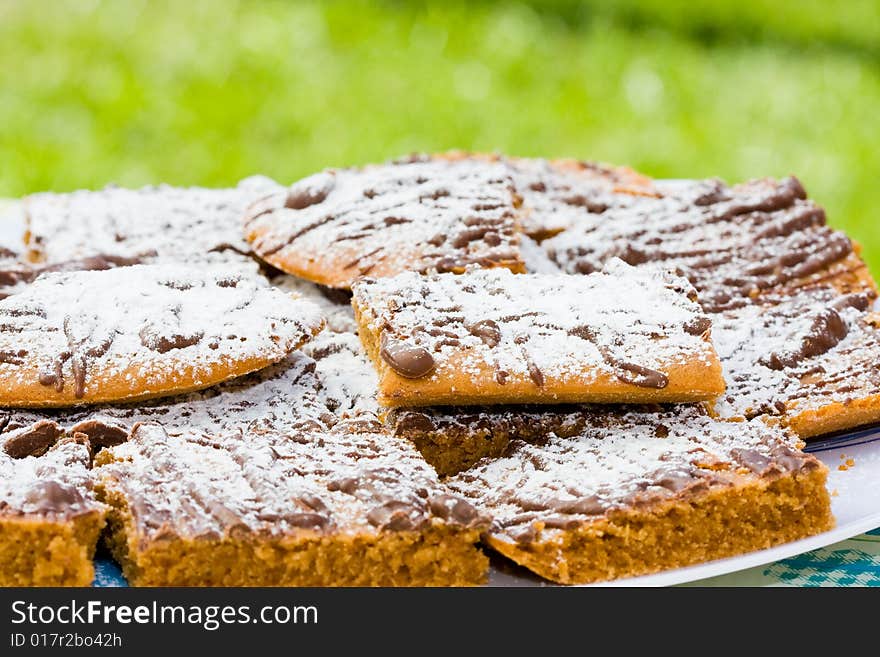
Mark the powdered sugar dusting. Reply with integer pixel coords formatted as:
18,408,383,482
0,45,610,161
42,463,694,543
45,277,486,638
244,157,524,287
543,176,853,313
518,235,561,274
353,261,717,386
507,156,655,237
0,436,103,519
0,264,324,404
712,287,880,421
304,331,379,419
25,177,282,270
272,274,358,333
445,404,816,543
96,421,485,541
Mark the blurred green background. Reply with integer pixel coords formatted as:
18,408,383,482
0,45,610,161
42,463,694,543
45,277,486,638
0,0,877,273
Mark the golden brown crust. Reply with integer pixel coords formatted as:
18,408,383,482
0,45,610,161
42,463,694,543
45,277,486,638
243,154,526,289
371,349,724,407
787,393,880,439
486,467,833,585
97,483,487,587
0,338,320,409
0,512,104,586
353,266,725,408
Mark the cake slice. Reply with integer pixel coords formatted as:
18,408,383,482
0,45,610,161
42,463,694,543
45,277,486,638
243,155,525,289
352,261,724,407
505,156,656,240
93,422,488,586
0,431,106,586
711,285,880,437
543,176,877,312
441,405,833,584
0,264,324,407
24,177,282,271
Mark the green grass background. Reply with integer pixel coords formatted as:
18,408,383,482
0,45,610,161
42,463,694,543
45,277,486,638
1,0,877,273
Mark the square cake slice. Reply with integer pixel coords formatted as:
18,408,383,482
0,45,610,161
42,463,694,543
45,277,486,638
504,156,656,240
543,175,877,313
24,177,282,270
93,422,488,586
243,155,525,289
711,285,880,437
442,405,833,584
0,431,106,586
352,261,724,407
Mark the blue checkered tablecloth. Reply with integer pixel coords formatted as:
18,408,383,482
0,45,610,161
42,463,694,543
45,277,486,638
682,528,880,587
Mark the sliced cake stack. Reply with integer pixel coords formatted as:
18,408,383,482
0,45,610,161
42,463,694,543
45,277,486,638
2,150,876,585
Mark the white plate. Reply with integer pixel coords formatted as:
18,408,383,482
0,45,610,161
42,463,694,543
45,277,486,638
3,200,878,587
486,429,880,587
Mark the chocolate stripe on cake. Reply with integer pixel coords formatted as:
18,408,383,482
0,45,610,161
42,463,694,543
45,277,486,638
243,156,525,288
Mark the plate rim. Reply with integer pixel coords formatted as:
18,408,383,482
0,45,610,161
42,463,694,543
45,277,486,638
586,510,880,587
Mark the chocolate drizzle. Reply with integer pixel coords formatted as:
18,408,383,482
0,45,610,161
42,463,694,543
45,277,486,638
523,351,544,387
38,351,72,393
611,361,669,389
285,176,334,210
2,420,64,458
568,325,669,389
466,319,501,347
379,333,436,378
23,479,87,513
139,325,204,353
761,308,849,371
0,349,27,365
38,316,117,398
69,419,129,449
244,157,524,288
544,175,859,313
0,433,100,519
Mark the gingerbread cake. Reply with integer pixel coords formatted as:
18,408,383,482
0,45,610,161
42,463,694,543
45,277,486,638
243,155,525,288
93,422,488,586
712,285,880,436
0,431,106,586
543,176,876,312
24,177,282,270
0,264,324,407
540,173,880,436
352,262,724,406
442,404,833,584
